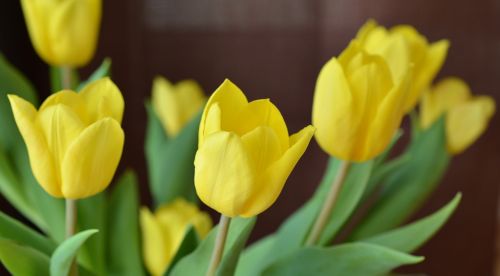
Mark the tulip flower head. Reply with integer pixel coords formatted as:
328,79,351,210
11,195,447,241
312,40,411,162
356,19,449,112
420,77,495,154
195,79,315,218
20,0,102,67
140,198,212,276
152,76,206,137
8,78,124,199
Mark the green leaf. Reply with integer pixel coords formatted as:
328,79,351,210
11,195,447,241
78,194,107,275
50,229,99,276
0,211,56,255
106,170,145,276
50,66,80,91
145,102,201,206
235,235,276,276
362,193,461,253
262,242,423,276
170,217,256,276
77,58,112,91
165,226,199,275
255,158,373,273
0,238,50,276
350,117,450,240
0,52,38,151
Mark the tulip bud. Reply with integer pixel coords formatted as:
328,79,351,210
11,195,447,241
420,77,495,154
20,0,101,67
152,76,206,137
356,20,449,112
140,198,212,276
195,79,315,218
312,40,411,162
8,77,124,199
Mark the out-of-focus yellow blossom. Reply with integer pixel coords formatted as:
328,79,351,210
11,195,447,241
312,40,411,162
20,0,101,67
420,77,495,154
152,76,206,137
8,77,124,199
140,198,212,276
195,79,315,218
356,19,449,112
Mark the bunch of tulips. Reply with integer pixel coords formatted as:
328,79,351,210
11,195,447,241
0,1,495,276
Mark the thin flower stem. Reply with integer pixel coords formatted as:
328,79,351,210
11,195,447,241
305,161,351,246
61,66,72,90
206,215,231,276
66,199,78,276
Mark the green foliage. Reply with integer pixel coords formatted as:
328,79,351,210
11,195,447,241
350,117,450,240
262,242,423,276
362,193,461,253
106,170,145,276
0,211,56,255
77,58,112,91
145,102,201,206
0,238,50,276
235,235,275,276
170,217,256,276
50,229,99,276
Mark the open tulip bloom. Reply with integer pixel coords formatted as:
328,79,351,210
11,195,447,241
0,16,496,276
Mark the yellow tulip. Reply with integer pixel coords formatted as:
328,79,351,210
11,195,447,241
312,40,411,162
420,77,495,154
20,0,101,67
140,198,212,276
8,77,124,199
356,19,449,112
152,76,206,137
195,79,315,218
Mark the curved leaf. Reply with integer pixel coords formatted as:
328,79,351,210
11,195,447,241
165,226,199,275
0,238,50,276
262,242,423,276
50,229,99,276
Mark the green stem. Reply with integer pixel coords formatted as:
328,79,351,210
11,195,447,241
60,66,72,90
65,199,78,276
305,161,351,246
206,215,231,276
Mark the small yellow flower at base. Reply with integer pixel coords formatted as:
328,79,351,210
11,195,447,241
140,198,212,276
8,77,124,199
420,77,496,154
21,0,101,67
313,40,411,162
195,79,315,218
356,19,449,112
152,76,206,137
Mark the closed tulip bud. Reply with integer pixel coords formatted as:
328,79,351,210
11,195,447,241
356,19,449,112
8,77,124,199
140,198,212,276
195,79,315,218
152,76,206,137
313,40,411,162
420,77,495,154
20,0,101,67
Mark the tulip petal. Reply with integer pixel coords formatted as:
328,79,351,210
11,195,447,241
8,95,62,197
61,118,124,199
20,0,54,64
39,90,88,123
203,103,222,137
194,131,254,217
233,99,289,151
80,78,124,123
239,125,315,217
447,96,495,154
420,77,470,128
140,208,169,276
199,79,248,146
49,0,101,66
241,126,282,173
312,57,356,159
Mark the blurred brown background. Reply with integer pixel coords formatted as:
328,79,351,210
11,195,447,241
1,0,499,275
